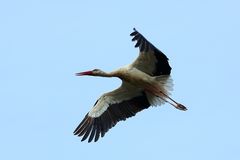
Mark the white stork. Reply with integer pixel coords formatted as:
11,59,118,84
74,28,187,142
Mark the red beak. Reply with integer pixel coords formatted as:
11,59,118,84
75,71,93,76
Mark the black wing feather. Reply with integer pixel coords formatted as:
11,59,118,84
88,121,96,143
130,28,171,76
73,92,150,142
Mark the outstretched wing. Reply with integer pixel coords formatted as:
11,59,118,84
130,28,172,76
73,82,150,142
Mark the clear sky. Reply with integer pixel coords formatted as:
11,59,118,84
1,0,240,160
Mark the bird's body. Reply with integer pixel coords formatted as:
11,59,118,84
74,28,187,142
116,66,155,87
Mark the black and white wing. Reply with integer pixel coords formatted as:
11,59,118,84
73,82,150,142
130,28,172,76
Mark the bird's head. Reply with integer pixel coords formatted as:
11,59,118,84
76,69,105,76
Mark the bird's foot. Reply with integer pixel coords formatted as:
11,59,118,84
175,103,187,111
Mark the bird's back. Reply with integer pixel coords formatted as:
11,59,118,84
117,66,155,88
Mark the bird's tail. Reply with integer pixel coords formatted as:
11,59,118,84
145,75,187,111
154,75,173,96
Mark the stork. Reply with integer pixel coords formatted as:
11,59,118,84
73,28,187,142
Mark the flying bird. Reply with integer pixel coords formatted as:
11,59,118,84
74,28,187,142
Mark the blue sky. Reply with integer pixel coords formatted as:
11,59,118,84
1,0,240,159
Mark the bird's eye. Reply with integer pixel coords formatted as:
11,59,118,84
92,69,99,72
